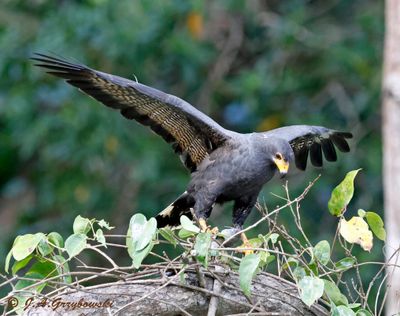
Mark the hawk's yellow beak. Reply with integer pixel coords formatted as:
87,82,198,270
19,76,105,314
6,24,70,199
273,158,289,178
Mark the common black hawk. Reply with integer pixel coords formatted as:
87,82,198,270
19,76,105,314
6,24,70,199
33,54,352,249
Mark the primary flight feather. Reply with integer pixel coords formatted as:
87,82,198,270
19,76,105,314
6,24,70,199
32,54,352,243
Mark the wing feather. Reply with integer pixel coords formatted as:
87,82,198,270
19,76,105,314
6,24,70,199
310,142,323,167
32,53,231,171
262,125,352,171
321,138,337,162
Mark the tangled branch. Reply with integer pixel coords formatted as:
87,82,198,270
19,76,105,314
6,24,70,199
0,174,396,315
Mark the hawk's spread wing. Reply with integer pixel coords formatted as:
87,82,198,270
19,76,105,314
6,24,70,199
263,125,352,170
32,54,231,172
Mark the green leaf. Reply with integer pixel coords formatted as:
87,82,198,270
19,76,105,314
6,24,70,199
180,215,200,233
132,242,153,269
260,233,279,245
328,169,361,216
339,216,373,251
357,209,366,218
29,259,57,278
298,276,324,307
53,255,72,284
13,270,48,315
335,257,356,271
137,218,157,251
126,216,143,255
365,211,386,241
5,249,12,273
98,219,114,230
307,246,316,265
126,214,157,265
332,305,356,316
126,215,157,258
259,251,275,268
159,227,177,247
95,229,106,247
38,238,54,257
12,233,46,261
11,255,33,275
14,270,47,314
73,215,92,235
282,257,298,271
48,232,64,249
194,232,212,267
178,228,195,239
65,233,87,258
348,303,361,308
356,309,373,316
266,255,275,265
247,237,264,248
308,261,319,276
293,266,306,281
15,271,46,291
323,279,348,306
269,233,279,244
239,254,260,297
126,213,146,254
313,240,330,265
331,304,339,316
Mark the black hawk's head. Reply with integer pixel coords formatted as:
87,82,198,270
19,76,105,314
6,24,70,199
266,138,294,178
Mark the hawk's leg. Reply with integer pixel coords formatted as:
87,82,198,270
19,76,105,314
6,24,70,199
192,195,218,234
232,195,258,255
198,218,218,234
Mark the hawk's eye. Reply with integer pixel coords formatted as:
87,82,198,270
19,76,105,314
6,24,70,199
275,153,283,160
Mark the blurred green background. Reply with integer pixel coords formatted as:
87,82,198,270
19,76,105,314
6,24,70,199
0,0,383,280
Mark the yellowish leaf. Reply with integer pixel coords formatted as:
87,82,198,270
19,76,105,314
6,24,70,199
339,217,373,252
256,115,281,132
74,185,90,203
186,12,203,39
105,136,119,155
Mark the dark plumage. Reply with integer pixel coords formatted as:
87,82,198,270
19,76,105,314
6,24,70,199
32,54,353,236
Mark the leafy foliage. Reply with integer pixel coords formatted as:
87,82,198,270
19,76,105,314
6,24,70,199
364,211,386,241
1,170,389,314
239,253,260,297
126,214,157,268
328,169,362,216
65,233,87,258
339,216,373,252
313,240,330,265
298,276,325,307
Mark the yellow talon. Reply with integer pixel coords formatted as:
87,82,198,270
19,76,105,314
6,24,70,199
198,218,208,232
198,218,219,234
209,226,219,234
239,232,254,256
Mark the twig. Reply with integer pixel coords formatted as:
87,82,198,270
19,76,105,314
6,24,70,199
207,265,224,316
87,244,119,268
378,246,400,316
196,265,206,288
222,176,318,247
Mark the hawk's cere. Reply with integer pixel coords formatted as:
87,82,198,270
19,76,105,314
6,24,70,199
33,54,352,243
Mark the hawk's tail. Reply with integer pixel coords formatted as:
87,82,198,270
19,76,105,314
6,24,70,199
156,191,195,228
